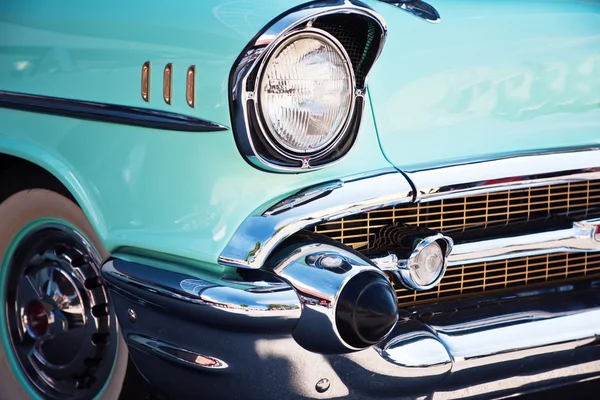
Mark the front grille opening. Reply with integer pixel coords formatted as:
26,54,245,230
314,180,600,250
312,180,600,307
392,252,600,307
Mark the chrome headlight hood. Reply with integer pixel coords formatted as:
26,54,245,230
229,0,387,172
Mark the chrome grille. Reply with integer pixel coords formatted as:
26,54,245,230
392,252,600,306
312,180,600,306
313,180,600,249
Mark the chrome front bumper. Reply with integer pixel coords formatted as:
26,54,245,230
219,148,600,270
102,258,600,399
104,148,600,398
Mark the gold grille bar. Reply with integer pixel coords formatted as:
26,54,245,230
392,252,600,307
313,180,600,249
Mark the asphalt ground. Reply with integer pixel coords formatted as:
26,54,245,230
118,359,600,400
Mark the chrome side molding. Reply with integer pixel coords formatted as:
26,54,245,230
128,335,228,370
0,90,228,132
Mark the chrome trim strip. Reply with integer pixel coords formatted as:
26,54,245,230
448,218,600,266
101,258,301,328
0,90,228,132
128,334,228,370
218,169,413,269
407,147,600,203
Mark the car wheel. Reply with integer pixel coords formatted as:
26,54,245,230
0,189,128,400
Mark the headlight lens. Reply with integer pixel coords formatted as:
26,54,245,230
258,31,353,155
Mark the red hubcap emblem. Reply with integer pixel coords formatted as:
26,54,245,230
25,300,49,337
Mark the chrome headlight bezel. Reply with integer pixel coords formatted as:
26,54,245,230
254,28,356,160
229,2,387,173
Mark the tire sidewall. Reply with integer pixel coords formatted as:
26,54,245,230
0,189,127,400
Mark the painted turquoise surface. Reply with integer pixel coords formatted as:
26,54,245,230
0,1,393,269
365,0,600,171
0,0,308,126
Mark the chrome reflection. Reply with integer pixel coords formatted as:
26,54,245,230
263,180,344,216
447,218,600,266
432,303,600,374
110,254,600,398
268,238,396,353
365,226,453,291
378,280,600,382
407,147,600,202
371,218,600,274
219,169,412,269
128,334,228,370
378,1,441,23
101,259,301,325
377,330,451,377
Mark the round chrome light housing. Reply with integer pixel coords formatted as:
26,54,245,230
257,29,354,156
399,235,453,291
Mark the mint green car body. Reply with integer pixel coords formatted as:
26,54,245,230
2,1,600,399
0,0,599,270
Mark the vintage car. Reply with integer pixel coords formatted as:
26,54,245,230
1,0,599,399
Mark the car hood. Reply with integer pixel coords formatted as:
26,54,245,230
365,0,600,172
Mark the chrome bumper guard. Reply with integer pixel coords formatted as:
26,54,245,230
102,257,600,399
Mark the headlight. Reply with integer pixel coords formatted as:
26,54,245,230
229,4,387,172
257,30,354,155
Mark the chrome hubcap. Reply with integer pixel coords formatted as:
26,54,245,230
4,224,117,399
